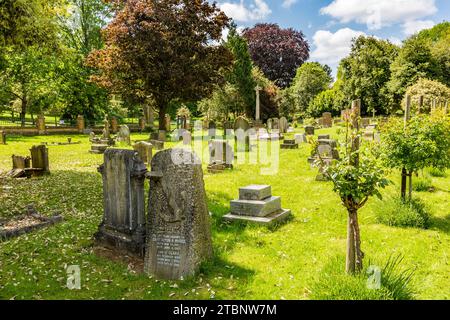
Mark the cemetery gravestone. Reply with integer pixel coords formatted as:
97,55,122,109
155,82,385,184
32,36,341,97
304,125,315,135
117,125,131,145
294,133,307,144
208,121,216,137
279,117,288,133
133,141,153,164
28,145,50,176
280,139,298,149
144,149,213,279
76,115,85,133
234,117,251,152
95,149,147,256
36,115,46,134
110,117,119,134
207,140,234,173
223,185,291,226
322,112,332,128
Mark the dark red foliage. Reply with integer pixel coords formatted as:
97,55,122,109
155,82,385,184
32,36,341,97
243,23,309,88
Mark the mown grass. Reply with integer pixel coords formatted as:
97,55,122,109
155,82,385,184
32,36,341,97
0,128,449,300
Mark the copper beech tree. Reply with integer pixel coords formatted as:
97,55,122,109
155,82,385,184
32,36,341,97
86,0,233,129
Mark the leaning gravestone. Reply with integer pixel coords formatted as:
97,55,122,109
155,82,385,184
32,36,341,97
95,149,147,256
144,148,213,279
117,125,131,145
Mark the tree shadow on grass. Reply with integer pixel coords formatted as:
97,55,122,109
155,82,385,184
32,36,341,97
430,214,450,234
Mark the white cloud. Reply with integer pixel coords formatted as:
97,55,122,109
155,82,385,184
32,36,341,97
220,0,272,22
402,20,435,35
282,0,297,9
388,36,402,46
320,0,437,30
310,28,366,66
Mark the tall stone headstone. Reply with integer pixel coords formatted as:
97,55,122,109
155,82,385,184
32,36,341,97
117,125,131,145
133,141,153,164
207,139,234,172
144,149,213,279
76,115,85,133
30,145,49,174
322,112,332,128
279,117,288,133
12,155,31,169
110,117,119,134
233,117,251,152
95,149,147,256
208,121,216,137
36,115,46,134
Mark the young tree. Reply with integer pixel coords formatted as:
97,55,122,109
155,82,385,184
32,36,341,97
87,0,233,130
289,62,332,115
380,106,450,201
242,23,309,88
319,100,389,274
339,36,398,115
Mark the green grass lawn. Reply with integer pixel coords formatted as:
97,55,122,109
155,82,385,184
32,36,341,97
0,129,448,300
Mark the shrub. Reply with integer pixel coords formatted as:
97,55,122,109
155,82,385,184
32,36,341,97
412,175,433,192
310,255,415,300
375,197,431,229
427,167,447,177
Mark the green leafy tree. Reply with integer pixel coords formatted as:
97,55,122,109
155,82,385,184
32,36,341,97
87,0,233,130
0,46,58,125
225,24,256,117
403,78,450,113
319,101,389,274
380,109,450,201
289,62,332,116
307,88,345,118
340,36,398,115
388,36,440,110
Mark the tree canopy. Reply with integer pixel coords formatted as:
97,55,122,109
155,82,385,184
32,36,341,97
87,0,233,129
243,23,309,89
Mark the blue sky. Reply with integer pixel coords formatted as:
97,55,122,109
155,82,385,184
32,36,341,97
215,0,450,75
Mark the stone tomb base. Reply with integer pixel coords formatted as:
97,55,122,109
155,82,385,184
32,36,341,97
223,185,291,226
90,144,109,154
280,139,299,149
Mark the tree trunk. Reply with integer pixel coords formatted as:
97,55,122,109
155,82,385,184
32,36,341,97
408,171,413,201
351,208,363,272
346,210,356,274
401,168,407,201
20,97,27,127
157,100,167,131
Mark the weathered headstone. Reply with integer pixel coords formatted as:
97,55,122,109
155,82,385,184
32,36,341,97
279,117,288,133
76,115,85,133
294,133,307,144
322,112,332,128
133,141,153,164
207,140,234,173
304,125,315,136
110,117,119,134
208,121,216,137
117,125,131,145
29,145,50,174
144,149,213,279
267,118,273,130
36,115,46,134
95,149,147,256
233,117,251,152
280,139,298,149
272,118,280,130
223,185,291,226
12,155,31,169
